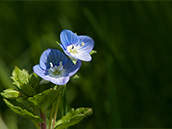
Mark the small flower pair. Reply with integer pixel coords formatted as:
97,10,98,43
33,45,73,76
33,30,94,85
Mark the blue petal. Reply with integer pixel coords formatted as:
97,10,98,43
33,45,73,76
40,49,69,69
79,36,94,53
33,65,51,81
60,30,80,48
50,76,70,85
64,60,81,77
73,52,92,62
59,44,66,51
39,49,51,70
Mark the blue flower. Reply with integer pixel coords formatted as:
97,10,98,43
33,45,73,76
59,30,94,62
33,49,81,85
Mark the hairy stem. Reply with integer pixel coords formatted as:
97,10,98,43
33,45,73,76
40,109,47,129
62,85,67,129
48,103,55,129
52,94,61,129
62,85,67,116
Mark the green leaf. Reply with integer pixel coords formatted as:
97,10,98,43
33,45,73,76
16,97,34,112
29,73,41,92
11,66,29,88
54,107,93,129
11,67,36,96
3,99,43,122
21,84,36,97
72,74,79,80
90,50,97,55
28,86,63,111
1,89,20,99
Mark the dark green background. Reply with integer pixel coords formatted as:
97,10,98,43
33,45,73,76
0,1,172,129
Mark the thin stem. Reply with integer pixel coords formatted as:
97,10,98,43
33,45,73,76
40,109,47,129
48,103,55,129
62,85,67,116
62,85,67,129
52,94,61,129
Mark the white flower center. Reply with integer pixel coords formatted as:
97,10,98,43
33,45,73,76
48,61,64,77
67,42,85,54
67,44,78,54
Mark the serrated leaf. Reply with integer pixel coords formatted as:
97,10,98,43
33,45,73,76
11,66,29,88
1,89,20,99
28,86,64,111
54,107,93,129
3,99,43,122
90,50,97,55
11,67,36,96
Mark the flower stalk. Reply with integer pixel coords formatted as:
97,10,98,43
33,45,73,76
52,93,61,129
40,109,47,129
62,85,67,129
62,85,67,116
48,103,55,129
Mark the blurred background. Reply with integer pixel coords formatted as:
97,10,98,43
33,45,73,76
0,1,172,129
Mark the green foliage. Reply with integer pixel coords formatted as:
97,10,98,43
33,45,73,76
1,89,20,99
1,66,93,129
90,50,97,55
1,67,44,124
28,86,63,111
72,74,79,80
3,99,43,123
11,66,29,88
29,73,41,93
11,67,36,96
55,108,93,129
